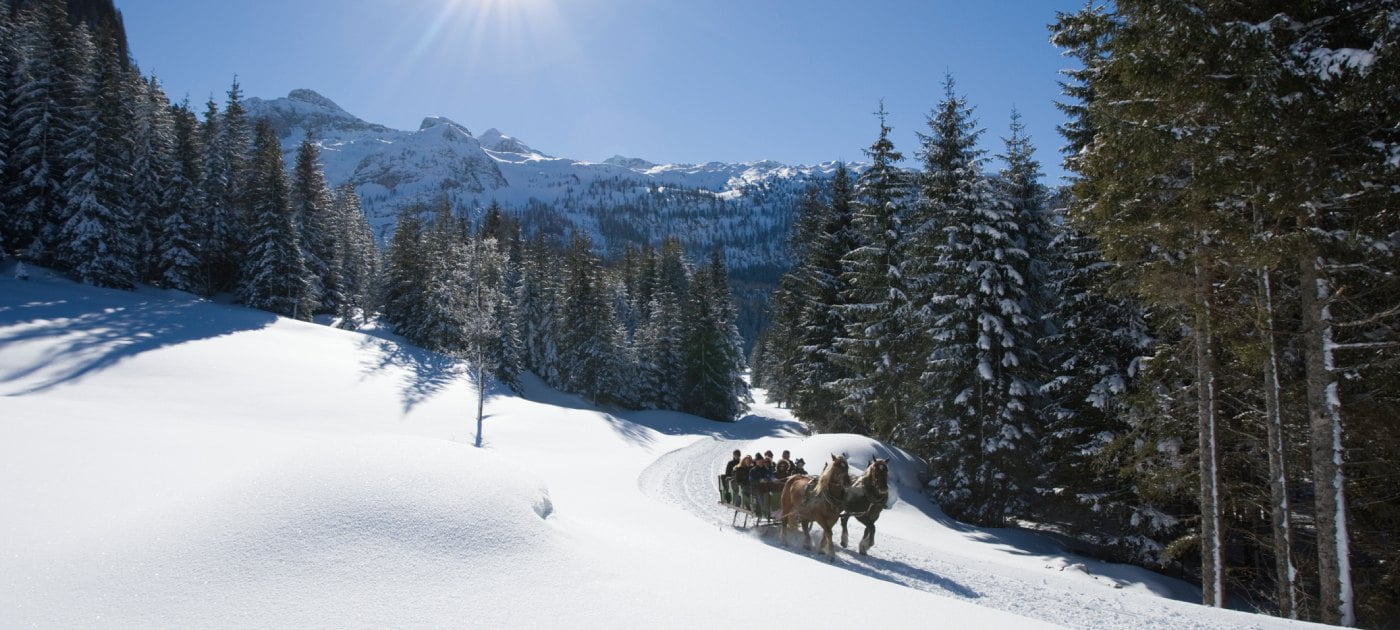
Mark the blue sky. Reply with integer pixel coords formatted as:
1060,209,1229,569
118,0,1084,181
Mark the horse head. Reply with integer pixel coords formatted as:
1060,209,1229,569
868,458,889,491
817,453,850,497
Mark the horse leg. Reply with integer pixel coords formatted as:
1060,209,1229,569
840,514,849,548
801,520,812,550
859,517,875,555
820,523,835,559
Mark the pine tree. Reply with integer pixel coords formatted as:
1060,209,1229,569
157,101,203,292
679,250,750,421
516,235,564,386
129,72,176,283
381,204,427,336
831,104,917,439
5,0,78,259
239,119,310,318
1039,212,1157,550
558,234,631,405
291,135,334,313
330,183,376,327
790,164,858,431
204,79,251,291
413,202,470,352
0,0,14,254
58,29,137,288
910,77,1041,526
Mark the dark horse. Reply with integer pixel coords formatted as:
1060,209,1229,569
780,454,850,559
840,458,890,555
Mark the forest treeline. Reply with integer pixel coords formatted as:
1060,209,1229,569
753,3,1398,626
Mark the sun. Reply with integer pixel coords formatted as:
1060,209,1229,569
408,0,570,71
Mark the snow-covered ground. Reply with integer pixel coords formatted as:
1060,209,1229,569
1,267,1325,628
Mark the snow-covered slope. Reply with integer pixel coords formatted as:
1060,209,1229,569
0,268,1323,629
245,89,839,270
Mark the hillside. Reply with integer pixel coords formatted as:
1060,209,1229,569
0,266,1324,629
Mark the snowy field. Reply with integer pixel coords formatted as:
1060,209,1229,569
0,266,1326,629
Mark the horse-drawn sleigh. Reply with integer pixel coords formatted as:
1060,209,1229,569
717,454,892,559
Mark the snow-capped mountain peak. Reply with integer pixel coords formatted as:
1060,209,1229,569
479,128,546,159
418,115,470,134
286,88,352,116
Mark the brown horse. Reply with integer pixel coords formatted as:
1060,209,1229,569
840,458,890,555
780,454,850,559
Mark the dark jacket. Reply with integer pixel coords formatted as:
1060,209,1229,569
725,458,740,477
775,458,792,478
750,463,774,482
733,464,751,484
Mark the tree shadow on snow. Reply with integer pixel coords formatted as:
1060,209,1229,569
513,373,807,447
749,526,981,600
0,276,276,396
353,335,468,415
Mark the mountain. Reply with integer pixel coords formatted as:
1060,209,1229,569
246,89,845,343
244,89,842,263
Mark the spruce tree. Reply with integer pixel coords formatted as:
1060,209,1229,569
831,104,917,439
158,101,203,292
1039,214,1156,548
413,202,470,352
679,250,750,421
58,29,137,288
204,79,251,291
557,234,630,405
129,73,176,283
5,0,77,259
291,135,335,313
330,183,376,327
381,205,427,337
239,119,310,318
516,235,563,385
790,164,858,431
910,77,1040,526
0,0,14,254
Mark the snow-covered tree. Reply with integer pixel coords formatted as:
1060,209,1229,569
557,233,632,406
291,135,335,312
57,30,138,288
203,79,252,292
831,104,917,439
157,101,203,292
238,119,310,317
910,77,1041,526
129,73,176,283
679,250,751,421
330,183,377,328
5,0,78,260
516,235,563,385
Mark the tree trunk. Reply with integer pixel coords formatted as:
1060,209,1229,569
1257,268,1297,619
1194,253,1223,608
475,346,486,448
1297,253,1355,626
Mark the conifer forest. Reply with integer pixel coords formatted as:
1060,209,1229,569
1,0,1397,626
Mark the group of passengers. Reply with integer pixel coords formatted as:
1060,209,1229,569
723,449,805,485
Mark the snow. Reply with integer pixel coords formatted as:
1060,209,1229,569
0,267,1329,628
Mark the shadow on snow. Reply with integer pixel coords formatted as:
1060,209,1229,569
0,270,276,396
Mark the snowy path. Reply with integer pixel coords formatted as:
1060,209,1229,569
636,395,1319,630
